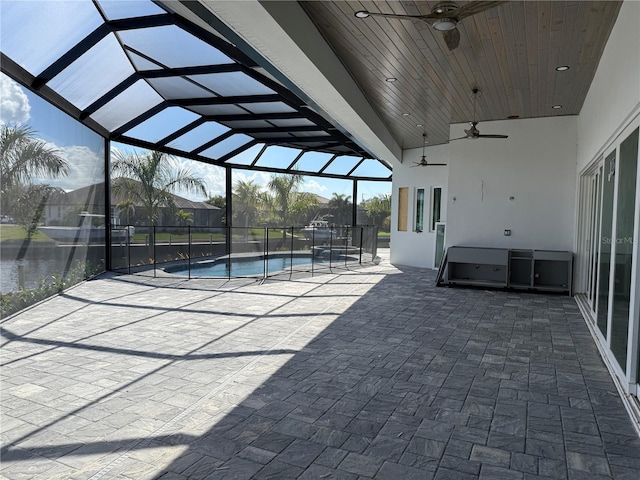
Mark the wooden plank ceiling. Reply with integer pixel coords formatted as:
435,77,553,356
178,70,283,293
300,1,622,149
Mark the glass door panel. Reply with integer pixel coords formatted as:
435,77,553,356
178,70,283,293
588,169,603,309
611,128,639,372
597,152,616,336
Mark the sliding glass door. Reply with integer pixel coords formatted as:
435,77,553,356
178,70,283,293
579,125,639,384
597,152,616,336
610,128,638,372
587,166,603,311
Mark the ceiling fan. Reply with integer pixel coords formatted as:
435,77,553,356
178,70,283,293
450,88,509,141
412,134,447,167
354,1,505,51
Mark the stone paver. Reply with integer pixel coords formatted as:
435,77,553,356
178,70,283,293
1,249,639,479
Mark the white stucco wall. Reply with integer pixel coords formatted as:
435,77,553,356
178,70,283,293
390,144,449,268
577,0,640,172
445,116,578,251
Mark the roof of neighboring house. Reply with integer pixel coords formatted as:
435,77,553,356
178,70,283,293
62,180,220,211
303,193,330,205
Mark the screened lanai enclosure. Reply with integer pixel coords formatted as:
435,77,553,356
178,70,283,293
0,0,391,316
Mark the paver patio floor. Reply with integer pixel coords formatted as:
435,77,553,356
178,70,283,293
1,251,639,479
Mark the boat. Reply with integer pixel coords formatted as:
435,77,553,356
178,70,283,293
39,212,134,244
301,220,335,241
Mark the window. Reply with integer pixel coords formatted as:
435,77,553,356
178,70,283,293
415,188,425,232
397,187,408,231
431,187,442,231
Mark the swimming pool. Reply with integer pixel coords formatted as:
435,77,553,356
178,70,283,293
164,254,325,277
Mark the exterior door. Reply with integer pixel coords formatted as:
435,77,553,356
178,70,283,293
587,166,603,312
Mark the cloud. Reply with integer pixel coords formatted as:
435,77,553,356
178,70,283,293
39,143,105,191
233,170,271,189
0,73,31,125
178,159,226,200
302,179,328,194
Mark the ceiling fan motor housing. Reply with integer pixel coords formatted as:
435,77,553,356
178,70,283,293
432,1,459,30
433,1,459,14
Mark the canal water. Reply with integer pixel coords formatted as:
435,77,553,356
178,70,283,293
0,243,105,294
0,257,65,294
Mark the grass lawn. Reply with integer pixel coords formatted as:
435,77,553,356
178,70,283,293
131,232,226,243
0,225,55,243
131,228,296,243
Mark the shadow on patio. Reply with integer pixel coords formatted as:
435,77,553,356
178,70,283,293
1,257,639,479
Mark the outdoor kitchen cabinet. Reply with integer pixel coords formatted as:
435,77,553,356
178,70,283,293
444,246,572,294
446,247,509,288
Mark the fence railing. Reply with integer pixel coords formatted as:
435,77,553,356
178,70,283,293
110,224,378,279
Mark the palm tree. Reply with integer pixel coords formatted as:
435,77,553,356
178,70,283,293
0,123,68,215
266,173,318,241
233,179,263,230
116,199,136,226
328,193,353,226
362,193,391,230
111,150,206,225
175,209,193,226
267,174,302,229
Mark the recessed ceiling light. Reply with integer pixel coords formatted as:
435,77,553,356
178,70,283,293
386,77,397,83
552,105,563,109
355,10,370,18
402,113,410,116
555,65,570,71
416,124,423,127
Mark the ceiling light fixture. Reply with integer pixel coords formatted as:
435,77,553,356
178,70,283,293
402,113,410,116
552,105,563,109
432,18,458,31
386,77,397,82
555,65,570,71
354,11,370,18
416,123,423,127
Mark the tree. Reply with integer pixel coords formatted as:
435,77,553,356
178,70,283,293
116,199,136,226
328,193,352,226
206,194,226,209
14,185,64,241
362,193,391,231
232,179,263,229
111,150,206,225
205,194,227,227
0,123,68,215
175,209,193,226
266,174,318,231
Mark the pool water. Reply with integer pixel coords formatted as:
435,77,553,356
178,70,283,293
166,255,324,277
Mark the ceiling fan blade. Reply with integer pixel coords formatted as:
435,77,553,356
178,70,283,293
412,162,447,167
449,136,469,141
477,134,509,139
443,27,460,51
456,1,505,20
357,11,429,22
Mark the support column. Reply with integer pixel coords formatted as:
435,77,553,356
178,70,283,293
352,179,358,226
104,138,112,271
225,166,232,255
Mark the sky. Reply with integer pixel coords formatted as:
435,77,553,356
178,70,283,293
1,73,391,202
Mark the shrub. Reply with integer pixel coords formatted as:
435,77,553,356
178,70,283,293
0,262,101,318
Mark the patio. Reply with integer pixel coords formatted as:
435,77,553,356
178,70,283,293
1,250,639,480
